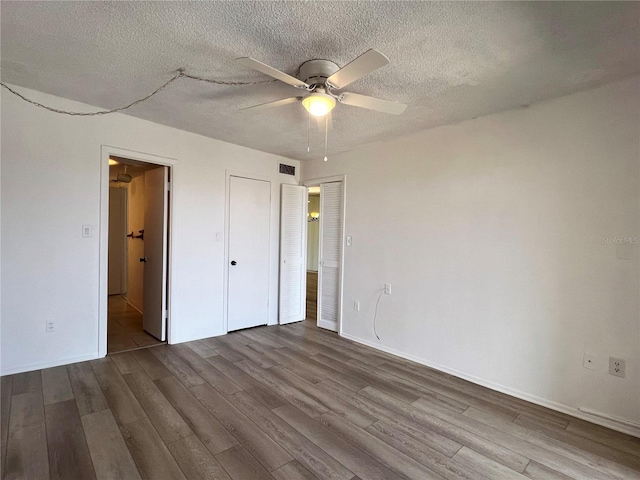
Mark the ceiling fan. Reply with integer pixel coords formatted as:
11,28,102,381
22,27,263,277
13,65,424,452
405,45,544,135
236,49,407,119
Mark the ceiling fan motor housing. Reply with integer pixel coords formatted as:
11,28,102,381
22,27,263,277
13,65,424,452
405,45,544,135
299,59,340,88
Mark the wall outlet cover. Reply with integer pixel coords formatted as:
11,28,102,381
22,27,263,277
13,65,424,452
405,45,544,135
609,357,626,378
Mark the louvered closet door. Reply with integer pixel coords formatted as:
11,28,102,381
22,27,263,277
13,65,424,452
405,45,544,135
279,184,308,324
318,182,343,332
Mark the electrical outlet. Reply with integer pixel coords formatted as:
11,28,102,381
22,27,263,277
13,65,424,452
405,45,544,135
583,352,597,370
354,300,360,311
46,321,55,333
384,283,391,295
609,357,625,378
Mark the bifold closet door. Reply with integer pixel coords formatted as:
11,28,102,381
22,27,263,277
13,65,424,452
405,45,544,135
317,182,343,332
278,184,308,324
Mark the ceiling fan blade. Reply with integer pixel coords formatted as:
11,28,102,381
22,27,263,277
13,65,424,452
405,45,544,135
315,112,333,132
326,49,389,89
240,97,300,112
339,92,407,115
236,57,309,89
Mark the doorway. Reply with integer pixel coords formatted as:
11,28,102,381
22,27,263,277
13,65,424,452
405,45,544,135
306,186,321,321
279,176,345,333
106,155,170,353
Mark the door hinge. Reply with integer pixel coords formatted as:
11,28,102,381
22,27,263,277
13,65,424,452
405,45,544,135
164,310,169,320
167,181,171,192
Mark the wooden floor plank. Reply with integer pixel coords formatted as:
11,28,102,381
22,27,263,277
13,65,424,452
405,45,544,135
411,397,626,480
273,403,404,480
123,369,192,444
271,460,318,480
1,375,13,478
319,379,463,458
10,371,42,395
513,413,640,471
206,355,287,410
464,405,640,479
92,360,146,425
235,360,328,418
317,410,446,479
110,351,142,375
171,345,243,396
81,409,141,480
565,418,640,458
167,434,232,480
215,445,275,480
150,346,205,388
269,365,376,428
120,417,187,480
66,362,109,416
523,460,575,480
45,399,96,480
184,340,218,358
131,348,173,380
4,392,49,480
190,382,293,471
452,446,529,480
366,420,489,480
41,366,74,406
155,375,238,455
231,391,354,480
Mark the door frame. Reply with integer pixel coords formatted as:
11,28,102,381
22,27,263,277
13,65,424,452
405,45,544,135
224,170,273,333
99,145,177,357
303,175,346,335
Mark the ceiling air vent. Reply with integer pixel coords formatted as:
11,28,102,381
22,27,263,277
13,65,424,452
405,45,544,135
279,164,296,176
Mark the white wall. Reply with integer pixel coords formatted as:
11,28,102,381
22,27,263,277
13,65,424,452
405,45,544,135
1,86,299,374
302,76,640,432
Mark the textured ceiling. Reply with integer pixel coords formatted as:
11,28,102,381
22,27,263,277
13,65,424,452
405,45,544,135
2,1,639,161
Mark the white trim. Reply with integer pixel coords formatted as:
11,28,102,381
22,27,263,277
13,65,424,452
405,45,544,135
123,296,143,315
1,353,100,376
224,170,273,333
340,331,640,439
303,175,346,336
317,319,338,331
100,146,177,357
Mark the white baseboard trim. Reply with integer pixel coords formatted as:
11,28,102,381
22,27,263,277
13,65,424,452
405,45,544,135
340,332,640,438
124,297,143,315
317,319,337,332
170,330,227,345
1,352,101,376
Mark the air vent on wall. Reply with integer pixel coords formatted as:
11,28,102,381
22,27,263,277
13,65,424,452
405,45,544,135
279,164,296,176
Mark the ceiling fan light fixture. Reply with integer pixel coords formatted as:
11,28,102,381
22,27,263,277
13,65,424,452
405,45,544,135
302,91,336,117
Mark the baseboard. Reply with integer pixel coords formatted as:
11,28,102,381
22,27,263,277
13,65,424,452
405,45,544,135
1,352,101,376
340,332,640,438
317,319,337,332
124,297,143,315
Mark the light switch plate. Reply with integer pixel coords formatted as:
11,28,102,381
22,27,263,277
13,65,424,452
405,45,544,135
346,236,352,246
82,225,92,237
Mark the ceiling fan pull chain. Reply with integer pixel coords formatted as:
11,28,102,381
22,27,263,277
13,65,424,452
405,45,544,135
307,110,311,153
324,115,329,162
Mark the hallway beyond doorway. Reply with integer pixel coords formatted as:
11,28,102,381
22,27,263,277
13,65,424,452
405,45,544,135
107,295,163,354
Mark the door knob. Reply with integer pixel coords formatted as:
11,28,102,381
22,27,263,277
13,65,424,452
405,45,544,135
140,257,147,263
230,260,237,266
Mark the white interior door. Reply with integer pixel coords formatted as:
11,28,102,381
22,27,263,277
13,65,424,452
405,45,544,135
108,187,127,295
143,166,168,341
317,182,343,332
228,176,271,332
279,184,308,324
